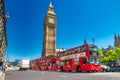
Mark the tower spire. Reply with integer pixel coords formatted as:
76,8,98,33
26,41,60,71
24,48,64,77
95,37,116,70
118,33,120,47
114,32,118,47
118,33,120,38
47,1,55,15
114,32,117,39
114,32,117,41
49,1,53,8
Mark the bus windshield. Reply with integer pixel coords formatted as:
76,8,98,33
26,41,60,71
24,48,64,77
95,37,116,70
48,56,57,59
51,56,57,58
90,56,100,64
90,51,98,56
50,62,57,66
89,45,97,51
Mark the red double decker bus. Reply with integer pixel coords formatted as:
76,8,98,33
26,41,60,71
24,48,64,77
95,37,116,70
39,55,57,71
30,60,35,70
30,59,40,70
57,43,101,72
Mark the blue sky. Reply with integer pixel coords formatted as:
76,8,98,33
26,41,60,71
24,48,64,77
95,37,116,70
4,0,120,60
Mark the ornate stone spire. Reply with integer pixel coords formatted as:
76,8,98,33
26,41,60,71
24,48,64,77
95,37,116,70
118,33,120,46
49,1,53,8
47,1,56,15
114,32,117,41
114,32,117,47
118,33,120,40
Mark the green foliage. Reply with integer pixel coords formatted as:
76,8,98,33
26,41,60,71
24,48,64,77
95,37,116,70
98,47,120,64
98,49,106,64
98,49,104,57
115,47,120,59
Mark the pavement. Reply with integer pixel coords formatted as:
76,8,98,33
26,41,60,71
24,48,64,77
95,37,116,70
6,67,19,71
0,67,19,80
0,72,5,80
5,70,120,80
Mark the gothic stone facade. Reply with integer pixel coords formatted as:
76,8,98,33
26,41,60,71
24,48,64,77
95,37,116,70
114,32,120,48
0,0,7,62
42,2,56,56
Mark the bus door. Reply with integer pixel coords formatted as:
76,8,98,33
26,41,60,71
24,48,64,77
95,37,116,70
69,59,74,70
65,60,69,70
80,58,88,71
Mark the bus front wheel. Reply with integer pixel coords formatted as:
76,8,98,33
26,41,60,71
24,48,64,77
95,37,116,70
60,67,64,72
76,66,82,72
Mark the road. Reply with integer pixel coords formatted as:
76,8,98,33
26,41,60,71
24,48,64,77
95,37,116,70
5,70,120,80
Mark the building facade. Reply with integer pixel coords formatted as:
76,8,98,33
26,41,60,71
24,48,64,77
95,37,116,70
102,32,120,53
0,0,7,62
42,2,57,56
114,32,120,48
102,45,114,54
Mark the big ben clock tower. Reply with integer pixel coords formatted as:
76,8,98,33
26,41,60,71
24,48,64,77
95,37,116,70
42,1,57,56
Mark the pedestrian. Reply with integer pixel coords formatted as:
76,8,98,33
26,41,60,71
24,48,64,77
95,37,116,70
2,60,7,72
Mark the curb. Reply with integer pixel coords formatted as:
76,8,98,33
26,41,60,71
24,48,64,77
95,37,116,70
0,72,5,80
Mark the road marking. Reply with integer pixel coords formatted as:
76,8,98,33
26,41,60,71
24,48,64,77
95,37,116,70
41,72,45,74
87,73,120,78
60,75,67,78
32,71,36,72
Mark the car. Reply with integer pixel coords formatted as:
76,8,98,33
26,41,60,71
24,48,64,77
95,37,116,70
107,62,120,72
100,64,110,72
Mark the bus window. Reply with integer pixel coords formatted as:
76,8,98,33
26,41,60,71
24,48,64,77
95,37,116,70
60,60,68,65
57,53,60,57
90,57,95,64
65,51,69,55
72,50,74,54
90,51,98,56
64,60,69,65
81,46,87,51
62,52,65,56
60,62,64,65
51,56,57,58
69,50,72,55
78,47,81,52
60,53,62,56
89,45,97,51
50,62,56,66
83,58,88,64
74,48,78,52
60,52,64,56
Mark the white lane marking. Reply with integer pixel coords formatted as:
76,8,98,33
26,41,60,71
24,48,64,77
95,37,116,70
32,71,36,72
41,72,45,74
86,72,120,78
60,75,67,78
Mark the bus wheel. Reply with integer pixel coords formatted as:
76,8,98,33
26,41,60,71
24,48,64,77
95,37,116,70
76,66,81,72
60,67,64,72
87,71,90,73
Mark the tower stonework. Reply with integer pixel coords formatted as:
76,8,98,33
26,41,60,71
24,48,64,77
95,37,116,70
42,2,57,56
114,32,120,48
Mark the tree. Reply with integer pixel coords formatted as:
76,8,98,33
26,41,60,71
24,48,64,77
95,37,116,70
105,50,116,62
114,47,120,63
98,49,106,64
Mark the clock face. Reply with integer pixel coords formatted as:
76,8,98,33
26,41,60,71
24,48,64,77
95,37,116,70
49,17,54,23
